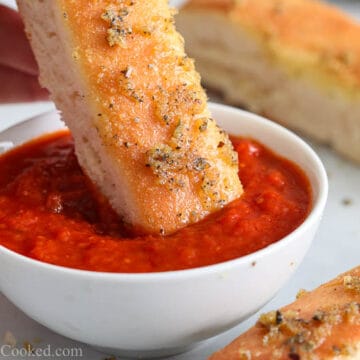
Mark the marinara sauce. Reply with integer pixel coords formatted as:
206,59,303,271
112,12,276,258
0,131,311,272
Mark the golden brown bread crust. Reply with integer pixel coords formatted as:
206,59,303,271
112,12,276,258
209,266,360,360
177,0,360,164
183,0,360,97
17,0,242,235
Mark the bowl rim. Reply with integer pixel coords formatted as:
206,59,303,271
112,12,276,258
0,103,328,281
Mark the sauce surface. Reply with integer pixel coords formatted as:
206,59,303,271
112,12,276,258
0,131,311,273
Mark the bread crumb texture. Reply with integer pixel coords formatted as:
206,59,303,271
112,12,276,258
54,0,242,233
186,0,360,98
209,267,360,360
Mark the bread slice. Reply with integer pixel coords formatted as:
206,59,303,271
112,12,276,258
176,0,360,164
16,0,242,235
210,266,360,360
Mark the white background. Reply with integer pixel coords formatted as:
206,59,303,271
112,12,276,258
0,1,360,359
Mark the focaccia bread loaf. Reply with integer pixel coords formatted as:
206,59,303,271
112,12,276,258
16,0,242,235
176,0,360,164
210,266,360,360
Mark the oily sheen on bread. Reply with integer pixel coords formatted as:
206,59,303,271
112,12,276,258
210,266,360,360
176,0,360,164
16,0,242,235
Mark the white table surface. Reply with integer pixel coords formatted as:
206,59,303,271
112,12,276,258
0,1,360,359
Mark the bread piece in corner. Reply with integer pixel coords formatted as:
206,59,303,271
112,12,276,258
16,0,242,235
176,0,360,164
210,266,360,360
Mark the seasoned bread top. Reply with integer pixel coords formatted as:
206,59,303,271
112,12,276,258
17,0,242,235
210,266,360,359
183,0,360,98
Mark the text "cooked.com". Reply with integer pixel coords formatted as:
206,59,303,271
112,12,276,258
0,345,84,358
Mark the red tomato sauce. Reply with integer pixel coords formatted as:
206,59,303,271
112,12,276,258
0,131,311,273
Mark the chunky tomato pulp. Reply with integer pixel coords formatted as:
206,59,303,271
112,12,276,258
0,131,311,272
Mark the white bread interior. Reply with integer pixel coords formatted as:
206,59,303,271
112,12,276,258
176,3,360,164
16,0,243,235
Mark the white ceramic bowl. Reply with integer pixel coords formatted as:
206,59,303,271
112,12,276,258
0,103,327,358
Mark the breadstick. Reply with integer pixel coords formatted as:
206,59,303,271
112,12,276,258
210,266,360,360
177,0,360,164
16,0,242,234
